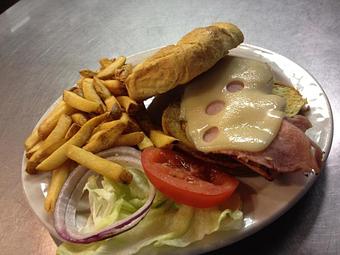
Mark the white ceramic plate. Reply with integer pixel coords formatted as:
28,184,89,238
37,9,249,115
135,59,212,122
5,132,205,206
22,44,333,254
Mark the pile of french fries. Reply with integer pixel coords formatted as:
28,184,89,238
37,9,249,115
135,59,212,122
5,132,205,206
24,56,177,213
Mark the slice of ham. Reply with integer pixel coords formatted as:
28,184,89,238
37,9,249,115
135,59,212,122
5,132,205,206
286,115,312,132
217,115,323,179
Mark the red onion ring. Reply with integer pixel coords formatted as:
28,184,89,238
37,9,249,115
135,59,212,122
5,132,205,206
54,146,156,244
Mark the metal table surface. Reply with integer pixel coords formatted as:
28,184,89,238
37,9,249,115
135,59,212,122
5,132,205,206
0,0,339,254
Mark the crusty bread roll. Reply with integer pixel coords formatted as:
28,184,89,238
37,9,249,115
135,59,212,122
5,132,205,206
126,22,244,101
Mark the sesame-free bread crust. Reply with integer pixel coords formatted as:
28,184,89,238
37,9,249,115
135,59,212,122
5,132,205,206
126,22,244,101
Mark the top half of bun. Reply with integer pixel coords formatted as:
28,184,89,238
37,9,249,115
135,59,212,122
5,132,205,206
126,22,244,101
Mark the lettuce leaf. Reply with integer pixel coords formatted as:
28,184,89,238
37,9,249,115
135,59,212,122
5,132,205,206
80,167,150,233
57,169,243,255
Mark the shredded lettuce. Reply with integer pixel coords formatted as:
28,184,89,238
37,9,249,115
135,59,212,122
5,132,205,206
80,167,150,233
57,169,243,255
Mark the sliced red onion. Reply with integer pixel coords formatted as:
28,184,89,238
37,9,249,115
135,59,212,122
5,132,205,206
54,146,156,244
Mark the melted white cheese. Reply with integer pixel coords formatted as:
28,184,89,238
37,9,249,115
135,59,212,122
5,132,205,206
180,56,286,152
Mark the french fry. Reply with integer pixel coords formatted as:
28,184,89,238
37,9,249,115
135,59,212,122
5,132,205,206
25,128,41,151
117,96,139,114
83,121,126,153
123,119,141,133
76,77,85,89
137,133,154,150
66,145,132,183
44,160,77,213
120,113,141,133
86,113,98,119
26,140,43,159
114,132,144,146
79,69,97,78
110,113,141,134
114,64,132,81
101,80,127,96
120,112,138,128
97,56,126,79
109,103,123,120
90,113,129,142
104,96,122,119
99,58,114,69
88,129,106,143
133,106,157,135
63,90,104,113
150,130,178,148
38,101,75,139
64,123,81,140
96,113,128,131
125,121,142,134
71,113,88,126
82,78,105,110
92,122,111,135
36,113,109,171
69,86,83,97
90,112,128,138
93,77,112,100
44,114,72,146
27,114,72,173
104,95,121,111
26,138,68,174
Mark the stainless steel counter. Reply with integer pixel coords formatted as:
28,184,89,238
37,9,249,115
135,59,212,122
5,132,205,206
0,0,339,254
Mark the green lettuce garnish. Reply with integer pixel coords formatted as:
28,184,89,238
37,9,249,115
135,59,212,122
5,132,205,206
57,169,243,255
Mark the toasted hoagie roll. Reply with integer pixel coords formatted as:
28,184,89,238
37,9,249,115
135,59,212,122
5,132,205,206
126,22,244,101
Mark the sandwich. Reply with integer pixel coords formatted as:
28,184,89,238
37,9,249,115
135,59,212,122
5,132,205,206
126,23,323,181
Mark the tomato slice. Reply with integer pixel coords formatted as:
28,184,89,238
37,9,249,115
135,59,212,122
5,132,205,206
141,147,239,208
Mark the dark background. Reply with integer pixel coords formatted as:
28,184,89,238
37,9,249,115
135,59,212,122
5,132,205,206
0,0,19,14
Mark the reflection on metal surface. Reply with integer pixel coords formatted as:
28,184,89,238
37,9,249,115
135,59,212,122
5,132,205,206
10,16,30,32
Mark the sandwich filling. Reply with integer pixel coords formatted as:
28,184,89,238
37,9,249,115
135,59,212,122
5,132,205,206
180,56,286,152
